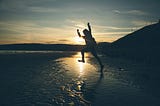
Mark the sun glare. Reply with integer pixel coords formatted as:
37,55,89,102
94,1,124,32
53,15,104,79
75,52,85,77
78,62,84,75
74,36,84,44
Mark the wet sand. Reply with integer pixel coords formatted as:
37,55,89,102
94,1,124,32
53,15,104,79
0,51,160,106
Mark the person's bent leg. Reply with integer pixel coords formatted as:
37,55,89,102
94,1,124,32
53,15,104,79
78,50,85,63
78,47,87,63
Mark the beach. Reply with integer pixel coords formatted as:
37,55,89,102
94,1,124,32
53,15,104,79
0,51,160,106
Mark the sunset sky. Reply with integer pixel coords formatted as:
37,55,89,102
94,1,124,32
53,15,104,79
0,0,159,44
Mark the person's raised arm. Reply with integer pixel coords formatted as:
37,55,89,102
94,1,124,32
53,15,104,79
87,22,91,33
77,29,81,37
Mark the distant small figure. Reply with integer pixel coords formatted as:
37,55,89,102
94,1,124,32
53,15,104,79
77,23,104,71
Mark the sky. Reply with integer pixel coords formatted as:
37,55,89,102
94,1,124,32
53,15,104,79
0,0,159,45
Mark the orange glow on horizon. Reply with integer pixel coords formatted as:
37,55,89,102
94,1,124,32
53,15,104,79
73,36,85,45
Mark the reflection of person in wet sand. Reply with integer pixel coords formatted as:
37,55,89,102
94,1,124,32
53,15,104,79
77,22,104,71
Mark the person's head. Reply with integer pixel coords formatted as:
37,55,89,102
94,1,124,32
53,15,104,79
83,29,90,37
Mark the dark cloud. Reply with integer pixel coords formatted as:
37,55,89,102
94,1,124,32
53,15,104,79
46,39,70,44
58,39,69,42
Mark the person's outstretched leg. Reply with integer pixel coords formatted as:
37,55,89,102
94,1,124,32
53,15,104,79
91,50,104,71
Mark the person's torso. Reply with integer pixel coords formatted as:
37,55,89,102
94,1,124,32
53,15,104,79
84,36,97,46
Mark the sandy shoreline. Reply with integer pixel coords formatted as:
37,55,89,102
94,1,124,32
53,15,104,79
0,51,75,106
0,51,160,106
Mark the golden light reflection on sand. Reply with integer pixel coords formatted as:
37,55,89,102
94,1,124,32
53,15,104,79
74,52,87,77
72,52,97,77
57,52,97,78
78,62,84,75
53,52,101,106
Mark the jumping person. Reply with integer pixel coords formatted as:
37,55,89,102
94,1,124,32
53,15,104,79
77,23,104,71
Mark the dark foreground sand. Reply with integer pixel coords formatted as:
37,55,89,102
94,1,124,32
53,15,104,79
0,51,75,106
0,51,160,106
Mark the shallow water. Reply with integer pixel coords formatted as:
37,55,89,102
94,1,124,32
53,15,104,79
53,53,160,106
0,51,160,106
52,52,100,105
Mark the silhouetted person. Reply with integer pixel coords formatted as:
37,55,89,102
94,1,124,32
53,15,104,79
77,23,104,71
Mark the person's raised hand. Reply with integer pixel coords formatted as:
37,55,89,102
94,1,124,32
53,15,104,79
87,22,90,26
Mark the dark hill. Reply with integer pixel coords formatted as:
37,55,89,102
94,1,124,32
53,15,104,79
112,22,160,48
101,22,160,64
